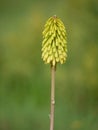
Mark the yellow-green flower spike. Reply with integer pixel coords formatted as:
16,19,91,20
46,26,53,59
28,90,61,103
41,15,67,67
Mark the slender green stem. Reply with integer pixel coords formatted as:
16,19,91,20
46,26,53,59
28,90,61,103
50,66,56,130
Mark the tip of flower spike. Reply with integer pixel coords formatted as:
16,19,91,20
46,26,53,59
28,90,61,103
52,15,57,23
53,15,57,18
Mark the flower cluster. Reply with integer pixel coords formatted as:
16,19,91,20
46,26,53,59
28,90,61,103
42,15,67,66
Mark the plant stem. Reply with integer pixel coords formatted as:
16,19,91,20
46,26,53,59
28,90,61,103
50,65,56,130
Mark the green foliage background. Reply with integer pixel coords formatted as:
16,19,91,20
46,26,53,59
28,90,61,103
0,0,98,130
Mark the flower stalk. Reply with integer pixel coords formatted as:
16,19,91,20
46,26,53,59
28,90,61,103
50,65,55,130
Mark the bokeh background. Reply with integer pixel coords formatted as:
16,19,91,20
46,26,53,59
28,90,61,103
0,0,98,130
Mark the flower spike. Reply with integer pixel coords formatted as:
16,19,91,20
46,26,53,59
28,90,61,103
42,15,67,67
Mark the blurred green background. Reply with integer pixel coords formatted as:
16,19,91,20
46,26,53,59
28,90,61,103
0,0,98,130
